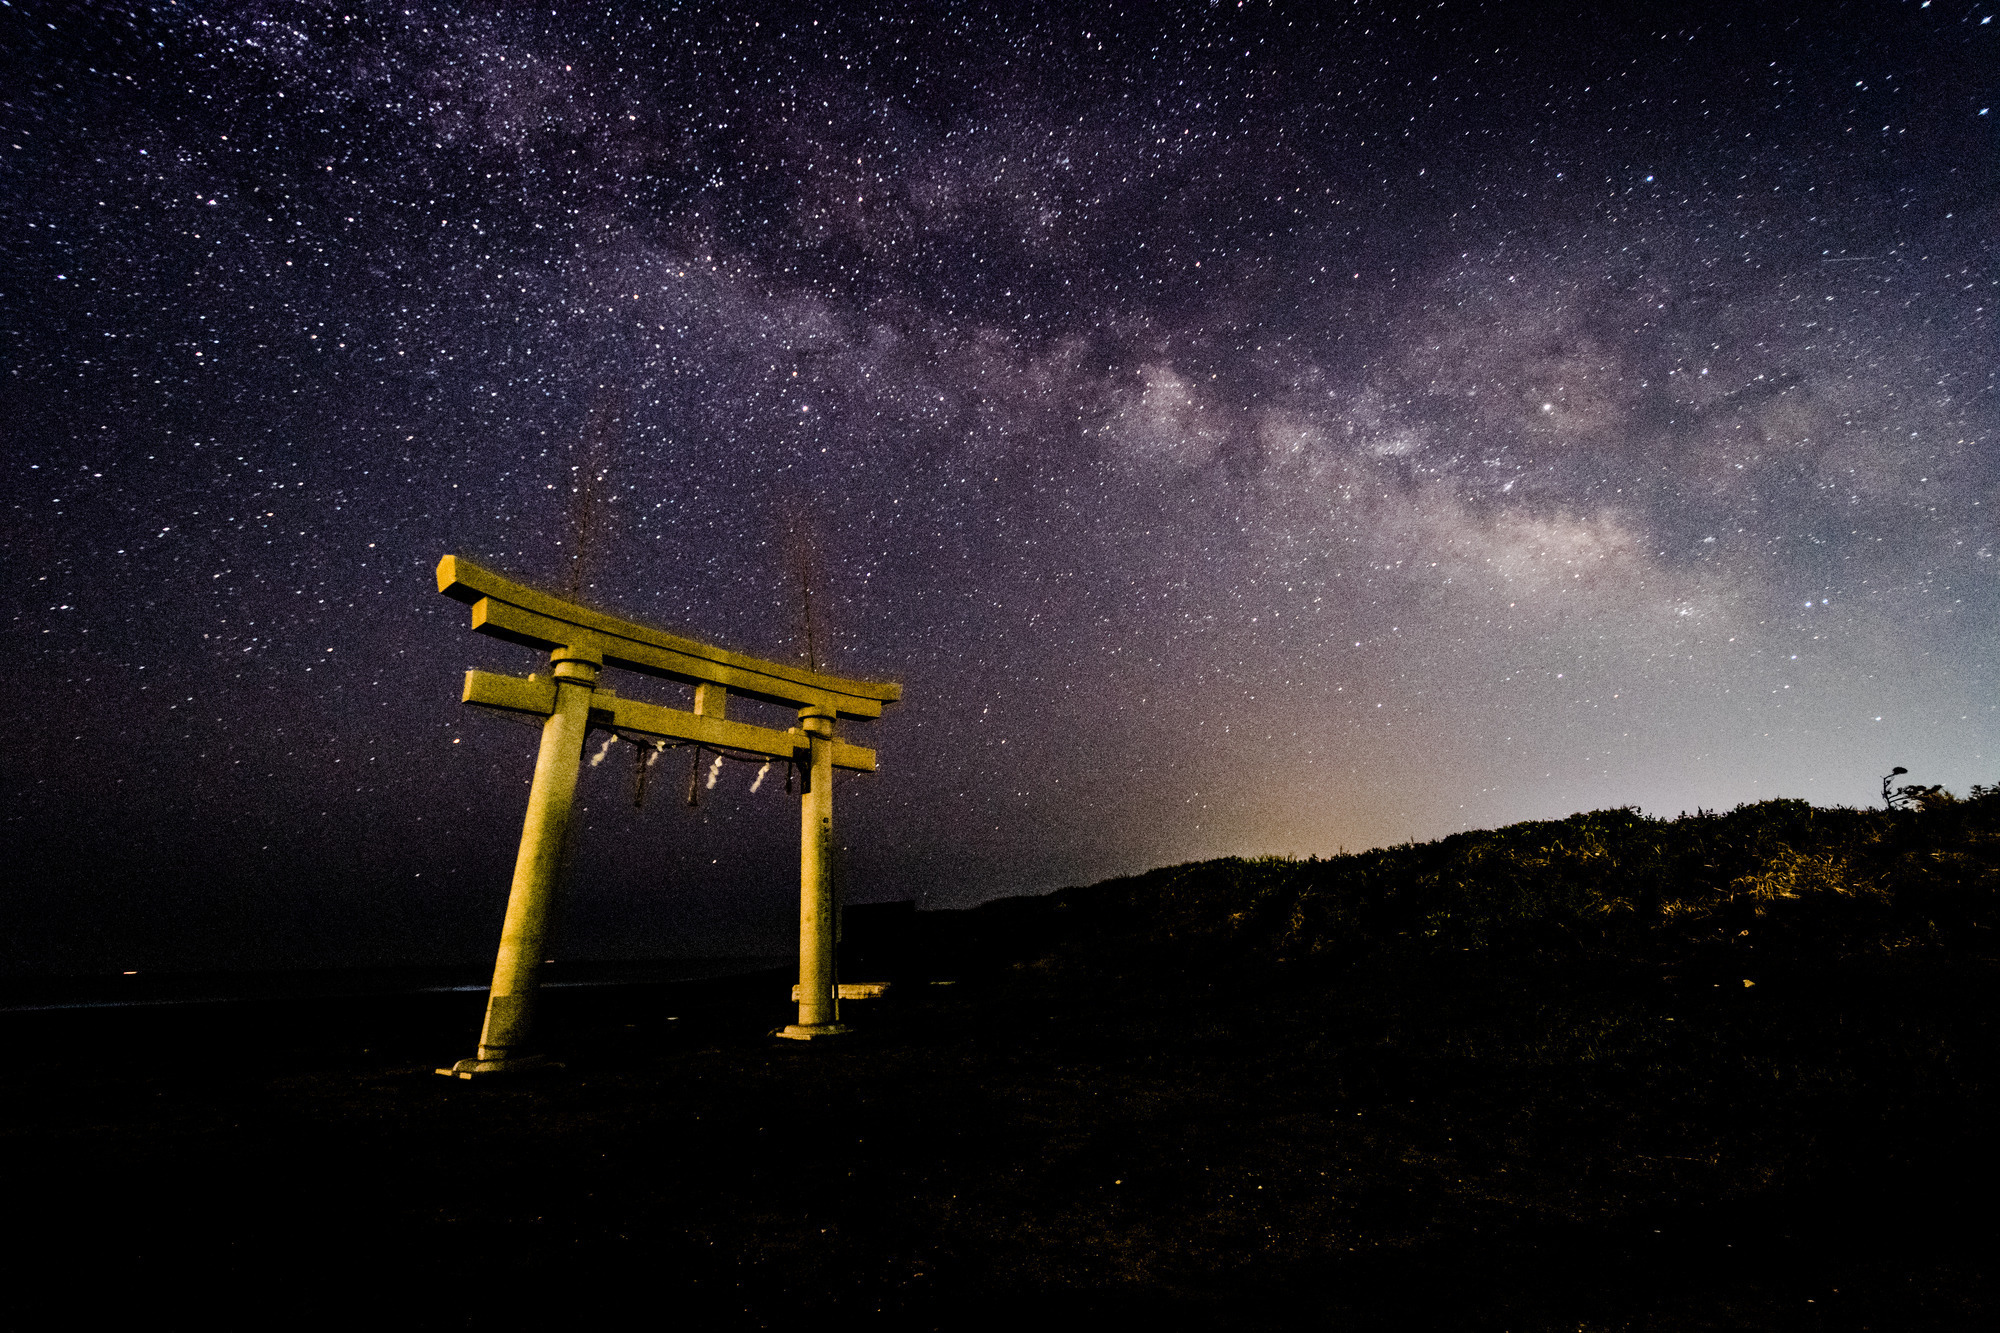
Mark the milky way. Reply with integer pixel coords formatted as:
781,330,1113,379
6,1,1996,972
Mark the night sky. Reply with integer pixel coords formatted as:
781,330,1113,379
5,1,1995,975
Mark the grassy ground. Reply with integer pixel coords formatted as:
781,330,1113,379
4,800,1995,1328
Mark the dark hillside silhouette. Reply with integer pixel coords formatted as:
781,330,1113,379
6,794,1994,1327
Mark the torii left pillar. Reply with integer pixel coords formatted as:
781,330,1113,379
441,646,600,1076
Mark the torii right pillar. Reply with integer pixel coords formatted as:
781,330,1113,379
777,706,844,1039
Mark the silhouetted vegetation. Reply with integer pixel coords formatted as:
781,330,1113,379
5,794,1994,1327
875,791,2000,1325
1008,790,2000,975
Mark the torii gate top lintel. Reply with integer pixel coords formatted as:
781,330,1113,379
437,554,901,719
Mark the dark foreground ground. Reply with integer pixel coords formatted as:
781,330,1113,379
3,926,1994,1329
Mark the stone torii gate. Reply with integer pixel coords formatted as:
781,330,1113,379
432,555,902,1077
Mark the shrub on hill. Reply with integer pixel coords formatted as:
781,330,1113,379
1039,792,2000,973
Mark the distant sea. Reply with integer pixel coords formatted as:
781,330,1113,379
0,957,791,1013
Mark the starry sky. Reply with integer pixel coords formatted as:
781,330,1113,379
5,1,1996,974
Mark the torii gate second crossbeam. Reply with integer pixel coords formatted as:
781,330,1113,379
432,555,903,1077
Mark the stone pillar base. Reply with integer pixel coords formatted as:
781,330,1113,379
435,1053,554,1079
771,1023,851,1041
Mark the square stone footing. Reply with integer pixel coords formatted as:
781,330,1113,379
791,982,894,1001
771,1023,851,1041
435,1053,555,1078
